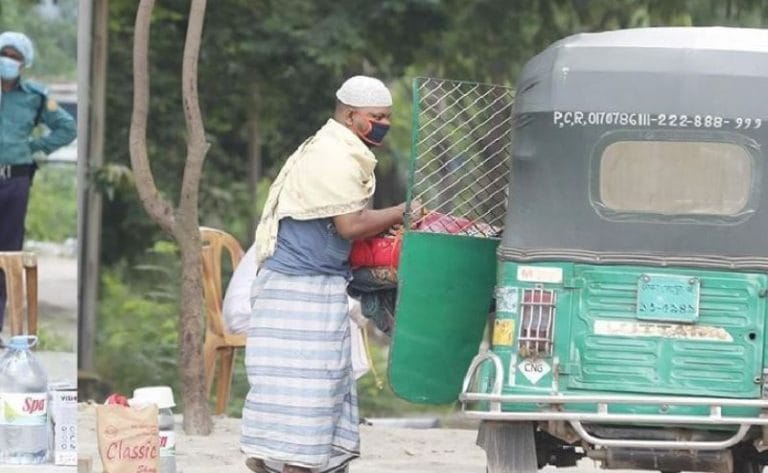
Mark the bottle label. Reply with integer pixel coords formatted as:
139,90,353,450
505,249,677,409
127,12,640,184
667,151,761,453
0,393,47,425
159,431,176,456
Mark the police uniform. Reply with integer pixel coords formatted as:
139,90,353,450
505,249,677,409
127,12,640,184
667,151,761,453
0,79,76,328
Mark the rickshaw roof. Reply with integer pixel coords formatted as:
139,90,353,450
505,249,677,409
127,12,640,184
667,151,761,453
515,27,768,116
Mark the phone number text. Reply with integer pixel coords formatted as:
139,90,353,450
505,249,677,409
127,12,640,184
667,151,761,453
553,111,763,130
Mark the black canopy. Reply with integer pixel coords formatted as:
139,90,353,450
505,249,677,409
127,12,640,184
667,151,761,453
501,27,768,268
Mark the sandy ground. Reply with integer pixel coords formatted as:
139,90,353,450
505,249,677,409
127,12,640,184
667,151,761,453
35,251,78,353
77,404,491,473
77,405,642,473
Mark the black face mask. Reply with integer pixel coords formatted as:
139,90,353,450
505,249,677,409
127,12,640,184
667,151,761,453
357,118,390,147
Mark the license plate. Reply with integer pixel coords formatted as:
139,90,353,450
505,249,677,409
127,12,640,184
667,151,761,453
636,274,700,323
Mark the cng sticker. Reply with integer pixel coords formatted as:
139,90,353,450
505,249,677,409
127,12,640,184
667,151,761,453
518,358,551,385
492,319,515,346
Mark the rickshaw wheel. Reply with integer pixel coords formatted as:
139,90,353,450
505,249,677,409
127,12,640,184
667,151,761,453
477,420,538,473
732,443,764,473
732,460,763,473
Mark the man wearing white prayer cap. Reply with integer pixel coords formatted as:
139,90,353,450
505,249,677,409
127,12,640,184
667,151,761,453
241,76,421,473
334,75,393,147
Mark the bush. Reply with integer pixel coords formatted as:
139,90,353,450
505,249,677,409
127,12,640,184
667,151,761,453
25,163,78,243
95,241,181,400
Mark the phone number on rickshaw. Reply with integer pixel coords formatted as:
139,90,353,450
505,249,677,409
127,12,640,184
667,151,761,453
553,111,763,130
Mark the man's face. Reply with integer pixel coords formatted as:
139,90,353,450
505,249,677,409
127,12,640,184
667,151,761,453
350,106,392,132
345,105,392,147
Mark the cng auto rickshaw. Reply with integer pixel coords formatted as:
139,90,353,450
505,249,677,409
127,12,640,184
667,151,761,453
388,27,768,473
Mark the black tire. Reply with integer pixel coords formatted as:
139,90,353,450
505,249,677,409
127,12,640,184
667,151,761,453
733,443,764,473
733,460,763,473
478,421,538,473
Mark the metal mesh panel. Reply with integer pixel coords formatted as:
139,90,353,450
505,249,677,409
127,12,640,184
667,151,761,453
409,77,514,238
519,288,556,357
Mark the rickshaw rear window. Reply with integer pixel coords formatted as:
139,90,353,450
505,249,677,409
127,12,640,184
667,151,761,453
599,141,752,216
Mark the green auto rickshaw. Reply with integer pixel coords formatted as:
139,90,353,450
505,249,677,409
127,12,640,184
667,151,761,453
389,27,768,473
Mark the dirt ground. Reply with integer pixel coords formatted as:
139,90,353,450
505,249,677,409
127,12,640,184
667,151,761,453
77,403,490,473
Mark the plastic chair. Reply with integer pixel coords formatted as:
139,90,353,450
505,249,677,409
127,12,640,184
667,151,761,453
200,227,246,414
0,252,38,337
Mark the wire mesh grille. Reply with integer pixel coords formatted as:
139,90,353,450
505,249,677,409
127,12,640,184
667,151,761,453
519,288,556,357
409,77,514,238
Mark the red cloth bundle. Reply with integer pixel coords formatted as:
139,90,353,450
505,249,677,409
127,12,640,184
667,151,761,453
349,211,493,269
350,235,402,269
414,213,475,233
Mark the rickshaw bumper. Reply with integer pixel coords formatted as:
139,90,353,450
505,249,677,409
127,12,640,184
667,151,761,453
460,351,768,450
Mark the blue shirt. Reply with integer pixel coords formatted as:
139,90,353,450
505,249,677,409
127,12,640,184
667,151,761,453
0,80,77,165
262,217,351,278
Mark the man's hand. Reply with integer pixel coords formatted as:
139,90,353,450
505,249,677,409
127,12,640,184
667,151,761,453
408,198,425,224
334,199,426,240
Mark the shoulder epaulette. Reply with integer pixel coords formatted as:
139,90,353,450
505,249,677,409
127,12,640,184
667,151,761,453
22,81,49,97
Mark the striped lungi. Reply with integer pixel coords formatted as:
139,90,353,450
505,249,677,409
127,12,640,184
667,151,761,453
241,269,359,473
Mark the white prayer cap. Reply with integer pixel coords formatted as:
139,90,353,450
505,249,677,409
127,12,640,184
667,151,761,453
336,75,392,108
0,32,34,67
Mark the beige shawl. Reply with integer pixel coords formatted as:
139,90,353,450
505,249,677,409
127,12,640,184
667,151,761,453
254,118,377,265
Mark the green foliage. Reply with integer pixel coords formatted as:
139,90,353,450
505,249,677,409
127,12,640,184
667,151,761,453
95,242,182,399
0,0,77,81
102,0,446,261
25,163,77,242
90,164,135,201
36,322,72,352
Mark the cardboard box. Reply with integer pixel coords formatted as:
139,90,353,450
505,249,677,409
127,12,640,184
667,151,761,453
48,384,77,466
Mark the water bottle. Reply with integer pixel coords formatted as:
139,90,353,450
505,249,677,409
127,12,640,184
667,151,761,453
157,406,176,473
0,335,49,464
132,386,176,473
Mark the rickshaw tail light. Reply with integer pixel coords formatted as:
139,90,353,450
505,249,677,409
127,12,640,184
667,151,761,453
519,287,557,356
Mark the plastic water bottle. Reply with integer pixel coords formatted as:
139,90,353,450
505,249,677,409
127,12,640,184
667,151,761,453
132,386,176,473
158,406,176,473
0,335,49,464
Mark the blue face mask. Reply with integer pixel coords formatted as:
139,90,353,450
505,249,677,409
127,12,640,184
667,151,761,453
356,118,390,147
0,57,21,80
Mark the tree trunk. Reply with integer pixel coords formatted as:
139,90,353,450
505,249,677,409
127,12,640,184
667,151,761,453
129,0,212,435
176,0,212,436
129,0,175,234
175,237,210,435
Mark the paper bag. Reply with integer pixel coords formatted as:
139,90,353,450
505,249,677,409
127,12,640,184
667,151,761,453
95,404,160,473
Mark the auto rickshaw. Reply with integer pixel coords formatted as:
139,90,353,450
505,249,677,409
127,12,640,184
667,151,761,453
389,27,768,473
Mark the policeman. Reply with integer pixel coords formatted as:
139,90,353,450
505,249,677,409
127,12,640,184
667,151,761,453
0,31,76,331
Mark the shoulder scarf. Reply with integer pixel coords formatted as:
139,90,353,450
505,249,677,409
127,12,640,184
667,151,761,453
254,118,377,265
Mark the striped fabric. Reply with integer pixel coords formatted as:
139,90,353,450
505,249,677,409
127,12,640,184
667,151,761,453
241,269,359,473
